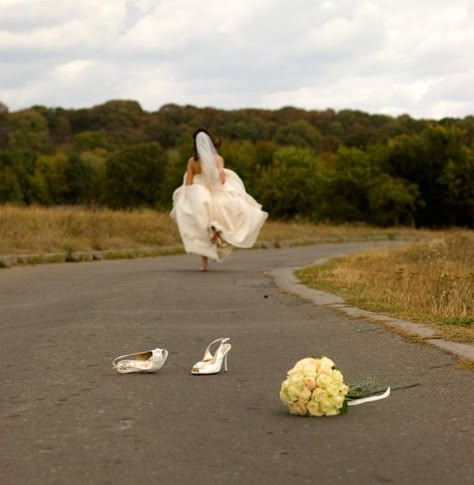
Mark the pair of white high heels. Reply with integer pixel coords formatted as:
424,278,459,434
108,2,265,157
113,337,232,376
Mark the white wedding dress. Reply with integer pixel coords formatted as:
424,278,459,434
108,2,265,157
170,134,268,262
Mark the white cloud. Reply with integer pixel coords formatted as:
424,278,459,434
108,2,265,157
0,0,473,118
54,60,96,82
0,1,125,59
115,65,180,107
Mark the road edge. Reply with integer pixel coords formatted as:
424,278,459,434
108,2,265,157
269,258,474,362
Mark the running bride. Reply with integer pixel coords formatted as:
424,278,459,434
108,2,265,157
171,129,268,271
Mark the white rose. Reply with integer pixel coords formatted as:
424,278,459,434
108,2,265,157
332,369,344,385
293,358,318,377
320,356,335,368
319,397,334,413
312,387,328,401
319,357,335,375
307,401,323,416
280,381,291,405
287,376,305,401
303,376,317,391
316,374,331,388
326,383,340,397
324,407,340,416
299,388,312,403
320,397,341,416
288,400,307,416
288,370,304,385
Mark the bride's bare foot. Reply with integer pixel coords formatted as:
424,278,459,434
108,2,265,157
200,257,209,272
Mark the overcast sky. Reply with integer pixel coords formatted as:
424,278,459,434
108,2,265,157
1,0,473,118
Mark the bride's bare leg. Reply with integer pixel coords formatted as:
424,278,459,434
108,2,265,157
200,256,208,272
210,227,224,247
210,227,218,244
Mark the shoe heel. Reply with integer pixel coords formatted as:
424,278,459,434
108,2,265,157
224,352,228,372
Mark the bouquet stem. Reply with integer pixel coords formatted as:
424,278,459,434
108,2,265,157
347,387,391,406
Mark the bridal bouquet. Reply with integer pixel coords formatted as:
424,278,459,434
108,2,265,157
280,356,391,417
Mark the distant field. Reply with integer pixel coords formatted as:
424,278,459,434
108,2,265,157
0,205,180,255
0,205,431,257
296,232,474,343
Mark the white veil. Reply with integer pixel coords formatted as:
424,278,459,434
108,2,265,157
195,132,220,186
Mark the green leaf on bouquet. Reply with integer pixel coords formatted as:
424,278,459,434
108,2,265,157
347,377,421,400
346,377,384,400
340,400,349,415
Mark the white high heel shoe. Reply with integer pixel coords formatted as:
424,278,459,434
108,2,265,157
113,348,168,374
191,338,232,375
192,338,229,369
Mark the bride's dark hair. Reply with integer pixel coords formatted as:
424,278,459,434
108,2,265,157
192,128,221,160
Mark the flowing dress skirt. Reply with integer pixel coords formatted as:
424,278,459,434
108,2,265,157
170,169,268,261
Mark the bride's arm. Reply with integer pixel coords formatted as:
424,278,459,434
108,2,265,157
217,156,226,184
185,158,194,185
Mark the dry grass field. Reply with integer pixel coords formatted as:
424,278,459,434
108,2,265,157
296,232,474,343
0,205,430,256
0,205,181,254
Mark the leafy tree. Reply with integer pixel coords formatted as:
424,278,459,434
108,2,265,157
29,152,68,204
220,140,259,190
104,142,166,208
254,147,325,219
368,174,420,226
323,146,380,222
5,109,50,152
69,100,148,146
64,154,95,204
220,111,272,142
438,150,474,226
73,131,108,151
255,140,277,167
31,106,71,145
0,149,37,204
145,118,180,148
274,120,323,151
387,125,467,226
159,148,187,209
0,167,23,203
79,149,108,204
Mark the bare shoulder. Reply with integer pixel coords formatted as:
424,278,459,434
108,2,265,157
216,155,225,167
188,157,201,174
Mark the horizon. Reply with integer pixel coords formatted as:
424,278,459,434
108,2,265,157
2,99,473,122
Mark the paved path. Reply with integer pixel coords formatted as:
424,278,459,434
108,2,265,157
0,243,472,485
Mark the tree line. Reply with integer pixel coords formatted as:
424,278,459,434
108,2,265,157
0,100,472,227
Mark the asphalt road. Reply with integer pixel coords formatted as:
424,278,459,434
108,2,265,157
1,243,472,485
